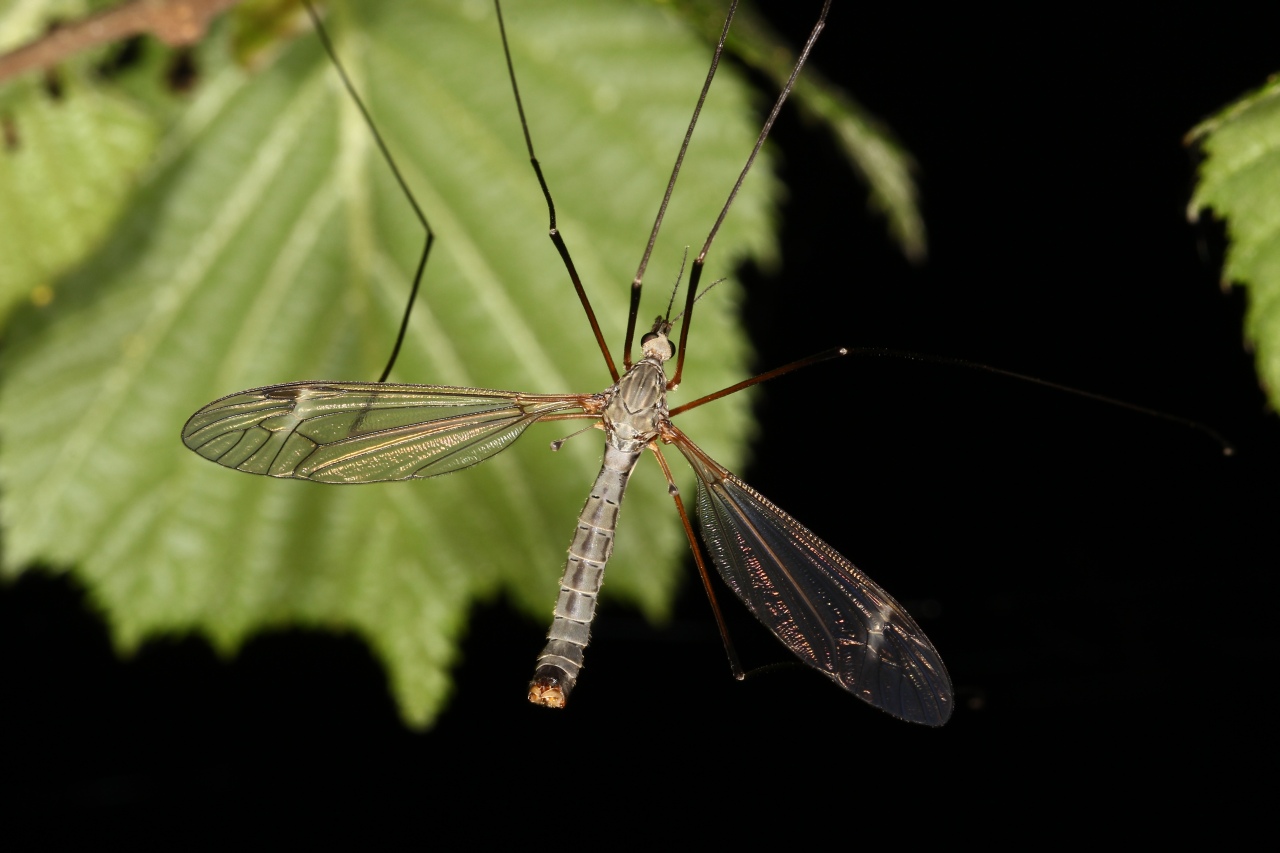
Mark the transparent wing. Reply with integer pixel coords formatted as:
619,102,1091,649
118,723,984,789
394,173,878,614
671,430,953,725
182,381,595,483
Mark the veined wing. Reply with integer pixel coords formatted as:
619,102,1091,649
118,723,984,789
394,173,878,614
670,429,953,726
182,381,596,483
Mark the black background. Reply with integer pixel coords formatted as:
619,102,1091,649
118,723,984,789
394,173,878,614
4,1,1274,833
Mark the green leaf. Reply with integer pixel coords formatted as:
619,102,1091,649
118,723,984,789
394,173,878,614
0,0,781,726
0,10,161,321
1188,76,1280,407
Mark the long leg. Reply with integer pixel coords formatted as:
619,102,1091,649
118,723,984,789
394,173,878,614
623,1,741,371
302,1,433,384
670,0,832,389
648,443,744,681
493,0,619,382
668,347,847,417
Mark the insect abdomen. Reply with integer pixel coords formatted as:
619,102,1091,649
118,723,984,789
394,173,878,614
528,443,641,708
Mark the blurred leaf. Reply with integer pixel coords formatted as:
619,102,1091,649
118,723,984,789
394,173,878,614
1189,75,1280,408
0,0,779,726
0,1,161,321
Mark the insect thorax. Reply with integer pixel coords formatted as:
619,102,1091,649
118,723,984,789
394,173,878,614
603,358,669,454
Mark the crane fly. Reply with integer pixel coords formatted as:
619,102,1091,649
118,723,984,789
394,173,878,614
181,0,953,725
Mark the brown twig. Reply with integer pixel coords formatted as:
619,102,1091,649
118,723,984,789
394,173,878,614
0,0,243,84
